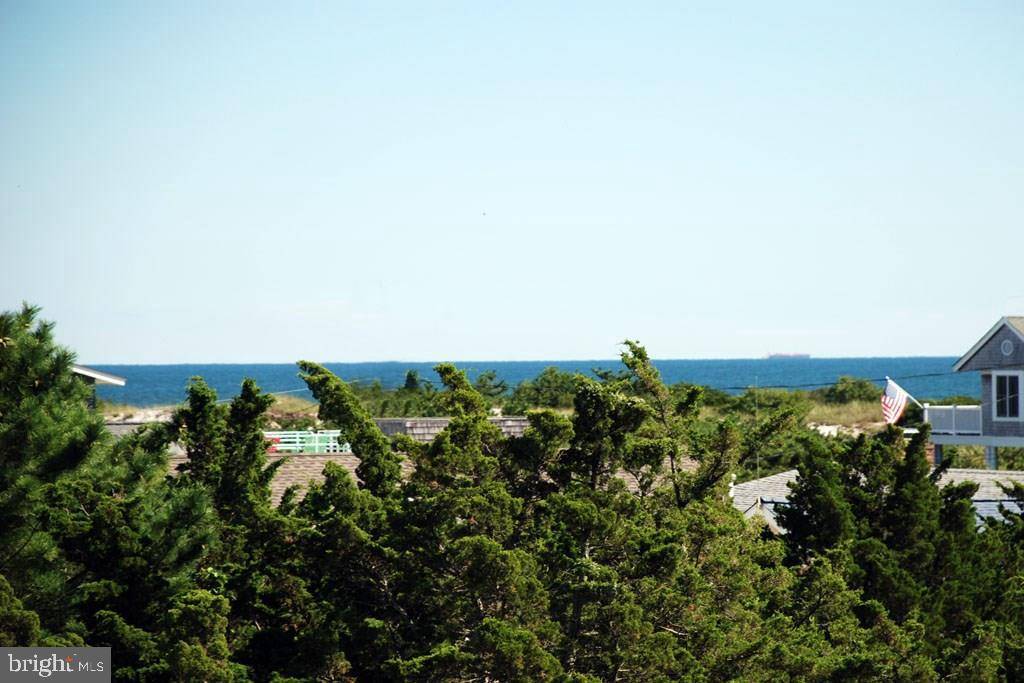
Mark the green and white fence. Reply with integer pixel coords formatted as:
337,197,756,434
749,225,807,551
264,430,350,453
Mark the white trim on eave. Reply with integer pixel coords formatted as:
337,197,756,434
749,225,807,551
952,318,1024,372
72,364,126,387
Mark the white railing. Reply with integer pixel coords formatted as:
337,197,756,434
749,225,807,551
923,404,982,435
264,430,350,453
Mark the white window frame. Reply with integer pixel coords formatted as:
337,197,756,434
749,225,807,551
992,371,1024,422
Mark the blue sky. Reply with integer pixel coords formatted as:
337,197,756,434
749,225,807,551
2,2,1022,363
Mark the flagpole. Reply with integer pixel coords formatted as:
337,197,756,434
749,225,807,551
885,376,923,408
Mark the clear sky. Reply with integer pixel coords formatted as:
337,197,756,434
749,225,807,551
2,2,1022,363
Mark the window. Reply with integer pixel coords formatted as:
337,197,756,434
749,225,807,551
995,374,1021,419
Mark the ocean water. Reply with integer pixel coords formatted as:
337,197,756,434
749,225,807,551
92,357,976,407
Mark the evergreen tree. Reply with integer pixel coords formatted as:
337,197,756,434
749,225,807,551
780,424,1024,676
0,574,39,646
11,303,1024,680
300,360,403,498
472,370,508,401
0,304,106,614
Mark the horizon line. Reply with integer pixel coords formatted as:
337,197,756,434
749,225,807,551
82,354,963,367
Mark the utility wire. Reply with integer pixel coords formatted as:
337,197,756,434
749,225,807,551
715,370,958,392
214,380,381,403
222,370,960,402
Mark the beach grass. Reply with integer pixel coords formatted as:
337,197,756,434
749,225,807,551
98,392,887,432
806,400,883,428
270,393,318,414
99,401,138,417
99,401,176,421
266,393,319,429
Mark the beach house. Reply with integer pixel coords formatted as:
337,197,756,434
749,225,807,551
72,364,126,408
925,316,1024,469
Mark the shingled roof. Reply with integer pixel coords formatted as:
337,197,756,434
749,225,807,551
731,468,1024,532
374,417,529,442
168,452,418,506
167,449,698,505
953,316,1024,372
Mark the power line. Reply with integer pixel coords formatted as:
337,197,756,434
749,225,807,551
214,380,384,403
715,370,958,392
215,386,313,403
217,370,960,402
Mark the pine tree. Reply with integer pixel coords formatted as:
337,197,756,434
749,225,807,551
0,574,40,646
171,377,336,681
14,304,1024,679
0,304,106,610
299,360,403,498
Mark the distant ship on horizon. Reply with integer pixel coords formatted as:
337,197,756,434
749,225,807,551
766,353,811,359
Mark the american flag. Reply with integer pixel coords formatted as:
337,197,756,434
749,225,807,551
881,378,910,424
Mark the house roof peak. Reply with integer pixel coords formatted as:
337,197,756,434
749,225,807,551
953,317,1024,372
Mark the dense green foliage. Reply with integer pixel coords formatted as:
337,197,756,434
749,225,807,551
779,428,1024,678
330,366,887,428
503,366,578,414
5,305,1024,680
810,375,881,404
346,374,444,418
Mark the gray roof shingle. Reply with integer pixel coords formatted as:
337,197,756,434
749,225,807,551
731,468,1024,530
166,450,699,506
373,417,529,442
168,452,417,506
